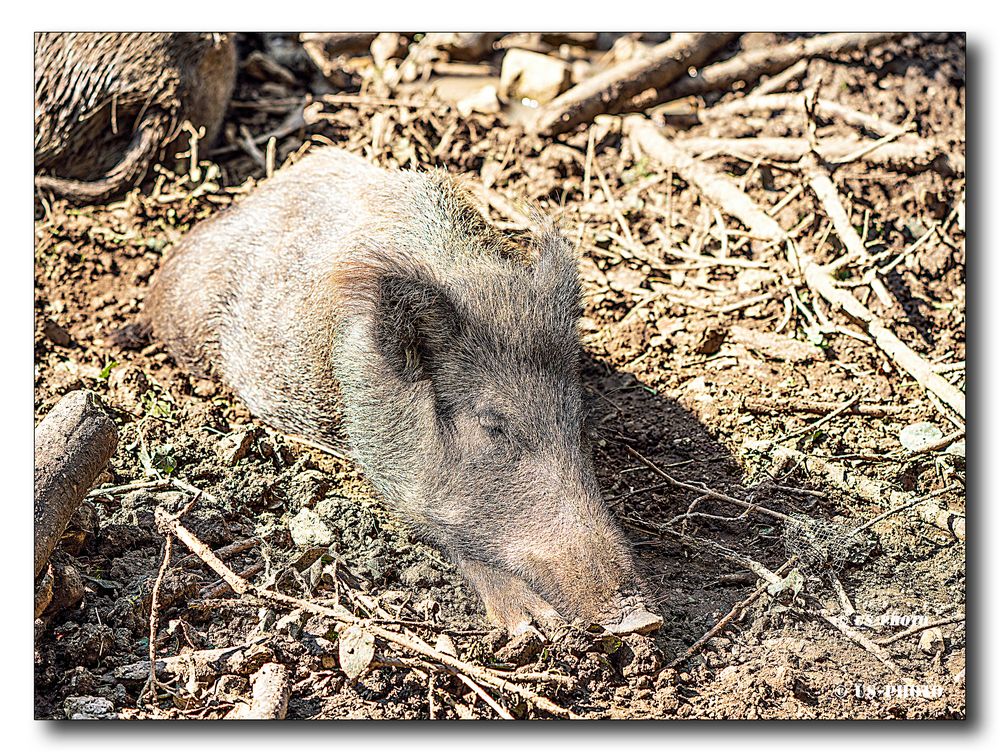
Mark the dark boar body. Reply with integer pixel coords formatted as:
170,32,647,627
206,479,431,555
146,147,662,636
35,32,236,204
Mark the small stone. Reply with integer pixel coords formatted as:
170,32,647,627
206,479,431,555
214,674,250,701
46,563,86,615
457,84,501,118
899,422,945,452
696,326,728,355
106,366,151,415
370,33,405,69
289,470,332,508
191,378,217,398
919,627,945,655
400,560,442,588
288,507,334,547
620,634,664,678
500,49,571,104
63,695,116,720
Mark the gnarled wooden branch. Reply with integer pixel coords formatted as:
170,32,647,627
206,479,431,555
531,33,738,137
34,390,118,577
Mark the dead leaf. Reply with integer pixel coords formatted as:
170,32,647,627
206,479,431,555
338,625,376,679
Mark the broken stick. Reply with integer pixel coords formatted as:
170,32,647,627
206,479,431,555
800,255,966,420
626,115,786,242
226,663,291,720
34,390,118,577
676,136,961,175
757,442,964,540
531,33,738,137
683,93,910,139
742,396,907,418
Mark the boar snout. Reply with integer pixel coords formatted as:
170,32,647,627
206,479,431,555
494,480,663,636
459,555,661,637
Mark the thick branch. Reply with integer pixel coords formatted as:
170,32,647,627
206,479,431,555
531,33,738,136
34,391,118,577
226,663,291,720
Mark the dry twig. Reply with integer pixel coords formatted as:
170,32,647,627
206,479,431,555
634,32,904,108
876,615,965,647
678,93,910,138
677,136,962,175
742,396,907,418
155,509,579,719
668,558,797,668
816,611,902,672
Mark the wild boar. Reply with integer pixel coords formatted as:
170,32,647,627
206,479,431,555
34,32,236,204
145,147,662,636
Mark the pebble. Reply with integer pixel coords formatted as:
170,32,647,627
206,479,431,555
288,507,335,547
63,695,116,720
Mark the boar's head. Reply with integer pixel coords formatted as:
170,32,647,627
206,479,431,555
332,223,662,636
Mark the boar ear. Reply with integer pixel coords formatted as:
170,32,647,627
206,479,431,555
532,224,582,313
375,274,459,382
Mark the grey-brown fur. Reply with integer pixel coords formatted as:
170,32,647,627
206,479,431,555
145,147,662,635
35,32,236,204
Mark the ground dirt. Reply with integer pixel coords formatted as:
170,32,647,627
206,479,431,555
34,32,965,720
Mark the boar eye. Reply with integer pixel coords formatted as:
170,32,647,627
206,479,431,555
478,410,506,439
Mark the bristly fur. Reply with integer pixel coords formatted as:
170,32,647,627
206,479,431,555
34,32,236,203
145,147,661,634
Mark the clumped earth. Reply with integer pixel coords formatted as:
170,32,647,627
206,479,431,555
34,32,965,720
